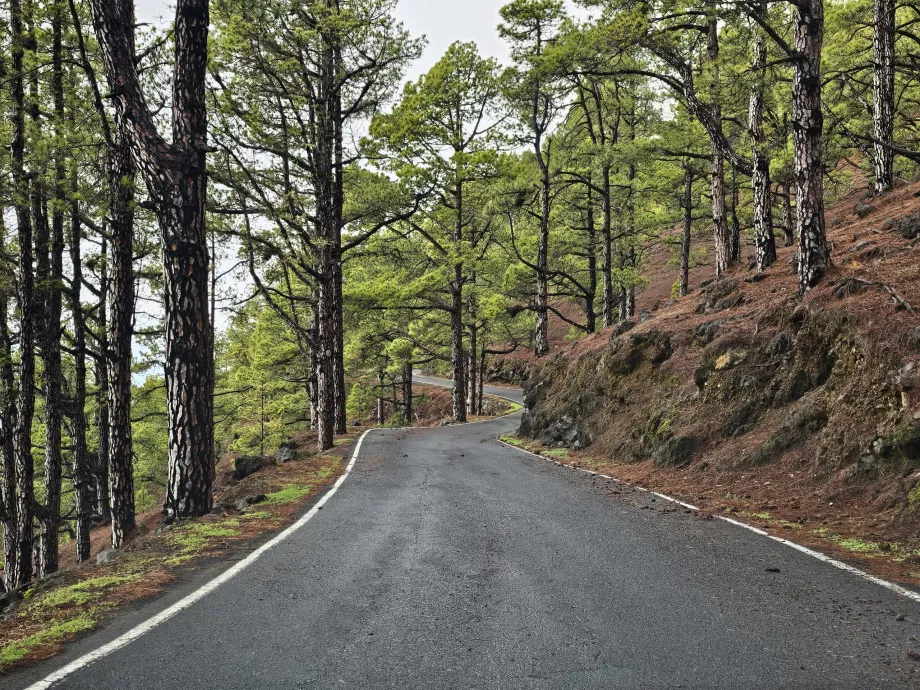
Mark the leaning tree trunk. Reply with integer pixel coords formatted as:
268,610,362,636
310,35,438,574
585,183,598,334
780,183,795,247
680,166,693,297
107,133,136,547
90,0,215,518
708,17,731,276
792,0,830,294
749,7,777,271
11,0,35,588
873,0,896,194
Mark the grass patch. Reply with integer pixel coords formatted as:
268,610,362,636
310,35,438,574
31,575,138,611
0,615,95,669
741,511,774,521
315,466,335,480
499,435,523,446
263,484,313,505
502,402,524,415
240,510,273,520
544,448,570,458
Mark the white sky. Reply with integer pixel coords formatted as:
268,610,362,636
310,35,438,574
135,0,513,83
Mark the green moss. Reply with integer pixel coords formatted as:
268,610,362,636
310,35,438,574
315,466,335,480
836,538,882,554
503,402,524,415
168,520,240,555
31,575,138,611
741,511,774,521
544,448,570,458
499,435,523,446
0,615,95,669
263,484,313,505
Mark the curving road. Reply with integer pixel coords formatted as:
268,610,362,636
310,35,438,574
8,382,920,689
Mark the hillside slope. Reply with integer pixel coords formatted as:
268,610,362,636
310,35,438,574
517,179,920,585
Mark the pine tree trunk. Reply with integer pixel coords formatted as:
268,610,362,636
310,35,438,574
451,281,467,423
94,236,111,525
402,362,413,424
107,134,136,546
792,0,830,293
477,350,486,416
585,183,597,334
873,0,896,194
69,174,92,564
681,166,693,297
749,8,777,271
376,369,386,425
0,212,19,587
467,325,478,417
708,18,731,276
11,0,35,588
90,0,216,518
38,3,69,577
332,264,347,435
730,169,741,264
534,157,550,357
781,184,795,247
601,166,615,328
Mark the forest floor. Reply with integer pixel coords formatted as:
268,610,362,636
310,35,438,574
0,385,512,674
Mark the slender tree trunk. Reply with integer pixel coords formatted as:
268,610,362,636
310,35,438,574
781,184,795,247
69,171,92,563
107,132,136,547
38,1,69,577
792,0,830,293
402,362,413,424
477,349,486,416
309,311,319,429
332,263,346,435
467,324,478,417
681,166,693,297
376,369,386,425
873,0,896,194
708,17,731,276
11,0,35,588
749,6,777,271
601,166,615,328
0,212,19,587
585,183,597,334
620,155,637,321
534,157,550,357
95,236,111,525
729,169,741,264
315,268,336,450
451,282,467,423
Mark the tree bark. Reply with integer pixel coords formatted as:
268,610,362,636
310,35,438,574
873,0,896,194
94,236,111,525
90,0,215,517
534,146,551,357
69,172,92,564
11,0,35,588
708,18,731,276
681,165,693,297
467,324,478,417
0,212,19,587
792,0,830,293
601,165,615,328
402,362,413,424
749,5,777,271
107,132,136,547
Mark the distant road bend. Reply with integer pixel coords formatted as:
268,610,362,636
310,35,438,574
11,378,920,689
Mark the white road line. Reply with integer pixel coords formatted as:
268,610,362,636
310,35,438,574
496,439,920,605
25,429,374,690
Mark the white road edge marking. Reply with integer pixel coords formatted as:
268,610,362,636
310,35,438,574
497,439,920,605
25,429,374,690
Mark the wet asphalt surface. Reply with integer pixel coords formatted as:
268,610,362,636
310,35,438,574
7,381,920,689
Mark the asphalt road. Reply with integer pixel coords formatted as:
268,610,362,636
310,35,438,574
9,382,920,689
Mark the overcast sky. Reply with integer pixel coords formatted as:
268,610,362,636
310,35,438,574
135,0,513,82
